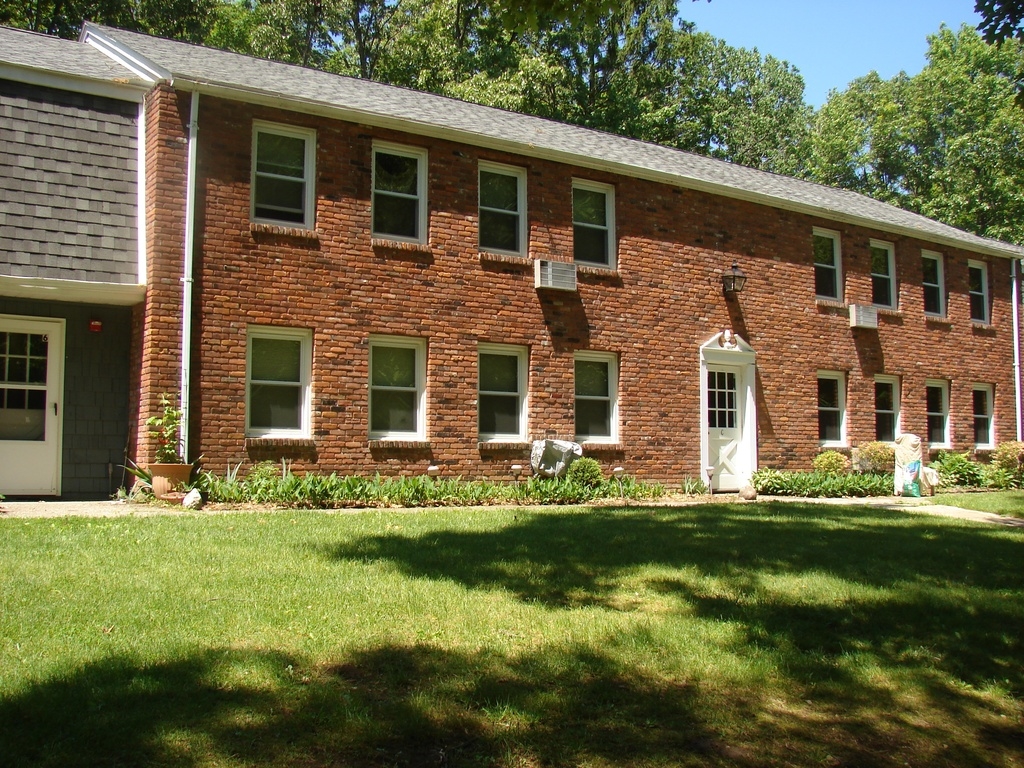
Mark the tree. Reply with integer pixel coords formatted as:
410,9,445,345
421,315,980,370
976,0,1024,43
0,0,216,41
805,25,1024,244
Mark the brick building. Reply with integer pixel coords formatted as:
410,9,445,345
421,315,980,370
3,23,1023,496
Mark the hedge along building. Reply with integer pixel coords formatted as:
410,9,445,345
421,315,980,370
3,24,1023,496
0,27,148,497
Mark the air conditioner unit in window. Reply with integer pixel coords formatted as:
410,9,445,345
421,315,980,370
849,304,878,329
535,259,578,291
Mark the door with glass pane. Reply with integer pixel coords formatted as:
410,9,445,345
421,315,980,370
0,316,64,495
706,366,742,492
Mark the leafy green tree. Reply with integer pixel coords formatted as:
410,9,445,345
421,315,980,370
805,25,1024,244
0,0,216,41
976,0,1024,43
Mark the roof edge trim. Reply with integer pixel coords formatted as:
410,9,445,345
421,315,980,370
0,61,147,101
81,24,170,84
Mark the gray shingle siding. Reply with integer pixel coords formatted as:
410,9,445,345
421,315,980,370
0,79,139,284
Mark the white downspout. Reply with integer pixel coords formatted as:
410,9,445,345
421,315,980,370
179,91,199,461
1013,258,1022,442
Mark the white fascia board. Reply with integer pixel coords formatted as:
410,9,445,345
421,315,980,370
0,61,147,102
81,27,171,83
176,77,1024,263
0,274,146,306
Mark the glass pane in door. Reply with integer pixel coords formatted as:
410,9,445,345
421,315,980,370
0,332,46,440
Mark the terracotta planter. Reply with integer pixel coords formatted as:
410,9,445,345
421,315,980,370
149,463,193,499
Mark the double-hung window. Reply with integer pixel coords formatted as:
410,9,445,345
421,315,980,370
372,143,428,243
813,228,842,301
921,251,945,317
817,371,846,446
252,123,316,228
968,260,990,323
874,375,900,442
369,336,426,440
574,352,618,442
925,379,950,448
478,344,528,441
870,240,896,309
246,326,312,438
479,163,526,255
973,384,994,448
572,180,615,268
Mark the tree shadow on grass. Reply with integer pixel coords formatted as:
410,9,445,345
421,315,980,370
0,642,745,768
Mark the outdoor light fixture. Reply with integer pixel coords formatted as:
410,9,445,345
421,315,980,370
510,464,523,480
720,262,747,295
426,465,440,477
612,466,626,500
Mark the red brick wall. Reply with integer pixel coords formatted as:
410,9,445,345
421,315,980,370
139,88,1022,482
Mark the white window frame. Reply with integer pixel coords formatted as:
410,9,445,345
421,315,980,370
925,378,950,448
973,383,995,449
812,228,842,302
251,122,317,229
372,142,428,244
477,343,528,442
968,259,990,324
368,335,427,441
245,325,313,438
870,239,897,309
574,351,619,443
921,250,945,318
817,370,846,447
874,374,901,443
572,179,616,269
478,161,527,256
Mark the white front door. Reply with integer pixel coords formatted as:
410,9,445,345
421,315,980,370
0,316,64,496
706,366,742,492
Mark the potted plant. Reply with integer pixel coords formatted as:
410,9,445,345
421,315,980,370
146,393,193,499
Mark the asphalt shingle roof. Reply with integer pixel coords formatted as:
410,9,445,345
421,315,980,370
0,25,145,85
51,23,1024,259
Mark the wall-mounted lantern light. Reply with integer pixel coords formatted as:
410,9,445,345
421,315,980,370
721,262,747,295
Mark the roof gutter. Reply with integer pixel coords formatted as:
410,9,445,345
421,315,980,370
179,91,199,462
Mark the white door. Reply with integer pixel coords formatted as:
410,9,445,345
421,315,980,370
0,316,64,496
707,366,742,492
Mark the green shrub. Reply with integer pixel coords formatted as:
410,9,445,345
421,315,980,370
680,476,709,495
930,451,985,488
812,450,851,475
566,457,604,489
752,468,893,498
854,442,895,474
991,441,1024,472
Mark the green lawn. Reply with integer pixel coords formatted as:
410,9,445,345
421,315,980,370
934,490,1024,518
1,502,1022,767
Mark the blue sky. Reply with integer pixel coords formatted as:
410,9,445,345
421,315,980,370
678,0,984,107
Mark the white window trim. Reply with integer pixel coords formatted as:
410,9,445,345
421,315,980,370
574,350,619,443
921,250,945,318
245,325,313,438
874,374,901,443
251,121,316,229
368,335,427,441
478,161,527,257
372,141,428,244
968,259,990,324
812,227,843,302
477,342,528,442
973,383,995,449
817,370,847,447
572,178,616,269
925,378,951,449
870,239,897,309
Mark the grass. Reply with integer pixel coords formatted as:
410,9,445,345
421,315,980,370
934,490,1024,518
1,502,1022,767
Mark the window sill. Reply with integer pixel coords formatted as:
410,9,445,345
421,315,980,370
814,297,845,308
873,306,902,317
478,441,530,451
250,222,319,239
925,315,952,326
576,263,618,276
368,439,430,449
245,437,315,449
971,321,996,331
371,238,433,254
478,252,531,267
